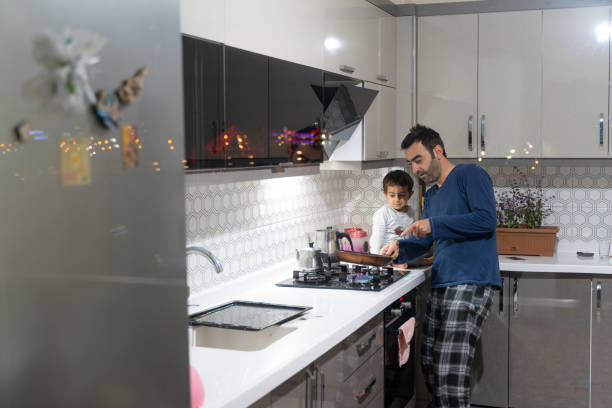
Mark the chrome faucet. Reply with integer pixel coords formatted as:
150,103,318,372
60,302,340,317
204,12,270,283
186,245,223,273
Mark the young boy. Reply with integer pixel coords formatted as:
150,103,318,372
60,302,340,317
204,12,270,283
369,170,416,257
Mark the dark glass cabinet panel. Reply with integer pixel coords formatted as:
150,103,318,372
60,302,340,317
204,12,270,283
182,36,224,169
225,46,269,166
269,58,324,163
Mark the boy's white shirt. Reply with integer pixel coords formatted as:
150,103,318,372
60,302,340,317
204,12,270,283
370,204,417,254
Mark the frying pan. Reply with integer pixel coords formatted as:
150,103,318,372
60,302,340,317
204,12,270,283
334,249,393,266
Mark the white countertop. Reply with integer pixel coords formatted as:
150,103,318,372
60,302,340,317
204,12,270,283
188,260,428,408
499,251,612,273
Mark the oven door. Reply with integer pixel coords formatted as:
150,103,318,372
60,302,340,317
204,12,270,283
384,291,417,407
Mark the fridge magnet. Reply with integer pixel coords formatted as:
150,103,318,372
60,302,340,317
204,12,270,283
60,137,91,187
92,66,149,129
34,27,106,113
121,124,139,168
92,90,121,129
14,121,32,143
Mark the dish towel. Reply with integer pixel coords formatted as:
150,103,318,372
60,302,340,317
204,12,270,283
398,317,416,368
190,365,205,408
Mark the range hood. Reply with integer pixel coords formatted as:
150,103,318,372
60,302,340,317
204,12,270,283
312,78,379,159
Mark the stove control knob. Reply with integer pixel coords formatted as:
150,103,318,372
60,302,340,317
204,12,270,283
390,308,402,317
400,301,412,311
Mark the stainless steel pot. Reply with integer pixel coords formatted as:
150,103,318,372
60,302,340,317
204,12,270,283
296,243,323,271
314,228,353,263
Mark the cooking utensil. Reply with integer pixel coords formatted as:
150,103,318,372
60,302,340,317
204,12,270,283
334,249,393,266
315,228,353,263
296,242,323,271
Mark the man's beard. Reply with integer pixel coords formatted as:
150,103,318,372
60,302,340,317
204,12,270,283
417,158,441,184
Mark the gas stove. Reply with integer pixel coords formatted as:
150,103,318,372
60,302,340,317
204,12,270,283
275,263,414,292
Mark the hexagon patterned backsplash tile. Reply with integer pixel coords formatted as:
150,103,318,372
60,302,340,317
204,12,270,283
185,163,612,293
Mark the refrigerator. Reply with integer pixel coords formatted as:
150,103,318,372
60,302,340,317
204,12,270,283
0,1,190,407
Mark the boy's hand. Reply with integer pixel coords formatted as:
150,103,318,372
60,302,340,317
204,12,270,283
403,219,431,239
380,240,399,259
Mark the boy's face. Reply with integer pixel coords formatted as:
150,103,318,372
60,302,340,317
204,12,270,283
384,185,413,211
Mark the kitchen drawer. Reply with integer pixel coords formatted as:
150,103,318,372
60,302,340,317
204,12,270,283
364,389,384,408
340,346,384,407
342,314,383,377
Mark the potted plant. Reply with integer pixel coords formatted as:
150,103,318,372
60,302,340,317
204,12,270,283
495,167,558,256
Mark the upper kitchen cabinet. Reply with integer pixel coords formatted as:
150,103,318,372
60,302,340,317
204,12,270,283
182,36,224,169
377,12,397,87
364,82,396,160
225,46,269,166
180,0,225,43
224,0,326,70
478,11,542,159
323,0,381,84
542,7,610,158
269,58,324,163
417,14,478,158
395,16,412,158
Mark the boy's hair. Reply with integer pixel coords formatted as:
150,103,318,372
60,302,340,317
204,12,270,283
383,170,414,193
400,124,447,158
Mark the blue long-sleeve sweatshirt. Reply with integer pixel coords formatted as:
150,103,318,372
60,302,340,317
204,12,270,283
397,163,501,288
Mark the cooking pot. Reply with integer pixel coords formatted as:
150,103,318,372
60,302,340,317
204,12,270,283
296,242,323,271
314,228,353,263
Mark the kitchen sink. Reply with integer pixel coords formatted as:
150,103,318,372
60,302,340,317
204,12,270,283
189,325,297,351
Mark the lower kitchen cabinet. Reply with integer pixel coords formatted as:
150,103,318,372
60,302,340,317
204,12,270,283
591,278,612,408
470,273,509,408
253,315,384,408
509,273,590,408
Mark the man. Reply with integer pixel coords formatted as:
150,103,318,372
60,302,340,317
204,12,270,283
381,124,501,408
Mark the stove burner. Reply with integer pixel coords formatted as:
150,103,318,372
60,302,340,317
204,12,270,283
347,273,374,284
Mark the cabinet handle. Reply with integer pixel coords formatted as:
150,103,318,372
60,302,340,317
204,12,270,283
468,115,473,151
600,114,604,147
376,74,389,82
339,64,356,74
597,281,602,321
356,332,377,354
499,277,504,314
480,114,486,152
307,366,317,408
354,376,376,402
513,278,519,314
316,365,325,408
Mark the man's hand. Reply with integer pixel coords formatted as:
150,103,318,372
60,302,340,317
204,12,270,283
380,240,400,259
401,219,431,239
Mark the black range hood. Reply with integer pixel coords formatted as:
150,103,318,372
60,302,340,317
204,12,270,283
311,75,378,159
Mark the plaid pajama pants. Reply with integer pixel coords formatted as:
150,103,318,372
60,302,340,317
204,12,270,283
421,284,493,408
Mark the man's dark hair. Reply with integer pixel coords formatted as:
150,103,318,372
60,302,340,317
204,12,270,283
383,170,414,193
400,124,447,158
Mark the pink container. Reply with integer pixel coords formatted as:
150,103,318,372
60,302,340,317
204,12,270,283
342,228,369,253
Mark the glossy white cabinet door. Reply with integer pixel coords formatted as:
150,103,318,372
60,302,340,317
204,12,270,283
364,82,396,160
542,7,610,158
478,11,542,159
180,0,225,42
324,0,380,83
225,0,325,69
395,16,413,158
417,14,478,158
378,12,396,87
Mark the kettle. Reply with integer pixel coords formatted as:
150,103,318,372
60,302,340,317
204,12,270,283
314,227,353,264
296,242,323,271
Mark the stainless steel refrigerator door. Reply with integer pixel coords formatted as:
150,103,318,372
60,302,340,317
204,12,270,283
591,278,612,408
470,273,509,408
0,1,189,406
509,273,590,408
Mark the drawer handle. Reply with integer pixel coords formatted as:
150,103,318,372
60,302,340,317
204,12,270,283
600,114,604,147
376,74,389,82
354,376,376,402
468,115,473,151
355,332,377,355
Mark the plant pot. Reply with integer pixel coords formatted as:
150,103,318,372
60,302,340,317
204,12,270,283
496,226,559,256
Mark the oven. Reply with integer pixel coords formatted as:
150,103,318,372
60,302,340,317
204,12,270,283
384,289,418,408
